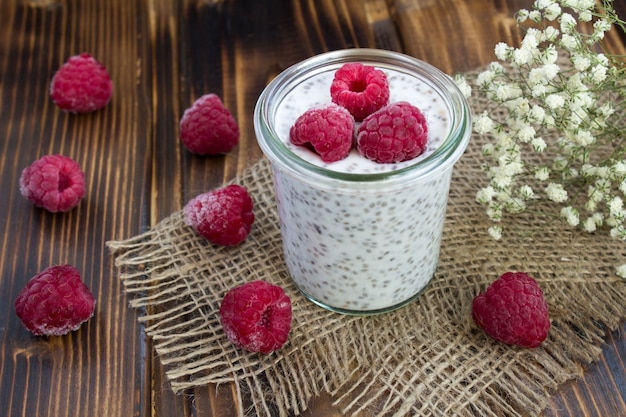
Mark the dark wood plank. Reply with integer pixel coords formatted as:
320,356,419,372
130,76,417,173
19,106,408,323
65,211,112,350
0,0,151,416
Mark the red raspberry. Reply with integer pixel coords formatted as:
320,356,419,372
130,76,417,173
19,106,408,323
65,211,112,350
472,272,550,348
50,52,113,113
184,184,254,246
219,280,292,354
330,62,390,121
19,154,85,212
14,265,96,336
356,101,429,164
179,93,239,155
289,104,355,163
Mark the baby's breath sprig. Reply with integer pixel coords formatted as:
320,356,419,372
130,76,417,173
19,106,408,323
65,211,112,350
457,0,626,278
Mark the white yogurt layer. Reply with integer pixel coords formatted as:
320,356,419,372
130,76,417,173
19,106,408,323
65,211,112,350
269,64,456,313
274,67,451,173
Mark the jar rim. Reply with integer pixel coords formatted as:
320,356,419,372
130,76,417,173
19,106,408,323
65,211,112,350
254,48,472,186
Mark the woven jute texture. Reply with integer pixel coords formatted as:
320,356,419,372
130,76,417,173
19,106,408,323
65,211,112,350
108,67,626,417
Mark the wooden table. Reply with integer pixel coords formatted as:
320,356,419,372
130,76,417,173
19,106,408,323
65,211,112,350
1,0,624,416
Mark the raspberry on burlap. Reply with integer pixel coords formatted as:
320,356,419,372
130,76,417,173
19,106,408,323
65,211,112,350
219,280,292,354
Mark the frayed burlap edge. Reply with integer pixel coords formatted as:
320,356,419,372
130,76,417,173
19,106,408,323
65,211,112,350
108,65,626,417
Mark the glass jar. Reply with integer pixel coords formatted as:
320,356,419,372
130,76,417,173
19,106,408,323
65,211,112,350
254,48,471,315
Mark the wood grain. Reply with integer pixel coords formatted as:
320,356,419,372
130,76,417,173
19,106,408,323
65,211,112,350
0,0,624,416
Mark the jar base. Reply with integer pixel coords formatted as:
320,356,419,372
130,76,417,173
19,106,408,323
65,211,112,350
294,281,432,316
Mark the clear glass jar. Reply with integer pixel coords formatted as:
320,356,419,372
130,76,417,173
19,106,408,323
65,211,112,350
254,48,471,315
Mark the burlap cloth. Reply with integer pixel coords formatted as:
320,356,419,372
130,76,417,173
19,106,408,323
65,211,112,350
108,66,626,417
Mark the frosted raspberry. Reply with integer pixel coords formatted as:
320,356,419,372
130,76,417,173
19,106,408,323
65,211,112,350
219,280,292,354
330,62,390,121
14,265,96,336
356,101,429,163
179,93,239,155
19,154,85,212
50,52,113,113
184,184,254,246
289,104,355,163
472,272,550,348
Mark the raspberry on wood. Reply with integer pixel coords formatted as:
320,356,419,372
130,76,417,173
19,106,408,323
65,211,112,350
179,93,240,155
50,52,113,113
19,154,86,212
14,265,96,336
472,271,550,348
330,62,390,121
184,184,254,246
289,104,355,163
356,101,429,164
219,280,292,354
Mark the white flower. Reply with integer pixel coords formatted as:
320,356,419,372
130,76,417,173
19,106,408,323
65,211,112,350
610,224,626,239
517,125,536,142
534,0,552,10
617,264,626,279
560,206,580,226
575,0,596,12
582,217,597,233
535,167,551,181
476,69,496,86
609,196,624,218
505,97,530,115
545,93,565,109
488,226,503,240
572,54,591,71
543,26,560,42
612,161,626,177
560,12,577,33
589,64,608,83
486,206,503,221
543,63,560,79
529,105,546,123
474,112,496,134
513,48,533,65
560,33,578,50
572,130,595,146
529,10,542,22
494,42,510,60
519,185,535,199
593,19,612,40
544,3,562,20
476,186,497,204
517,9,530,23
546,182,568,202
454,75,472,98
579,11,592,22
532,137,547,152
474,0,626,273
495,83,522,100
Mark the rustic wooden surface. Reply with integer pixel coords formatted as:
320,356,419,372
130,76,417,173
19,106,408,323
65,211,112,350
1,0,624,416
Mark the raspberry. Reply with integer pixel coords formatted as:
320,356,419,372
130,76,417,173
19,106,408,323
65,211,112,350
289,104,355,163
14,265,96,336
50,52,113,113
472,272,550,348
184,184,254,246
19,154,85,212
219,280,292,354
330,62,390,121
179,93,239,155
356,101,429,164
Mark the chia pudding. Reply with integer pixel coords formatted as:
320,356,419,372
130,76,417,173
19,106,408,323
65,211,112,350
254,49,472,314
